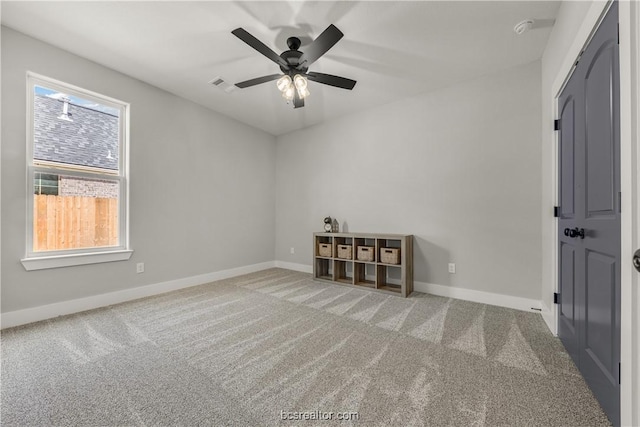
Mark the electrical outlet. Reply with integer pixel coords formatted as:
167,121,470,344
136,262,145,274
448,263,456,274
290,247,295,254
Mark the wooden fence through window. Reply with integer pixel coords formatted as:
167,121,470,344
34,195,118,251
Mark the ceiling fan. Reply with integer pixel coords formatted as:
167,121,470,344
231,24,356,109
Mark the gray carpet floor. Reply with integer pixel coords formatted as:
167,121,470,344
1,268,611,426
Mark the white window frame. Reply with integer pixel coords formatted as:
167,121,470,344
21,72,132,270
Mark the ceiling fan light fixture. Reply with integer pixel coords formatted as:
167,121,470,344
283,85,295,101
276,75,292,92
293,74,308,90
297,87,310,99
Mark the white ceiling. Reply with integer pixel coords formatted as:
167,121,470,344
1,1,560,136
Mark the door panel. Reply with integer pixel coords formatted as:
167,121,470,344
560,97,576,217
560,243,576,331
585,250,616,374
558,44,584,368
585,45,617,216
558,73,582,362
557,2,620,425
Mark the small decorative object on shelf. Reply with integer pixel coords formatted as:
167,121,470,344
323,216,333,232
332,218,339,233
313,232,413,297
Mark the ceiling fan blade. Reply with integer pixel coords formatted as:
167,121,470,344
293,91,304,109
298,24,343,67
235,74,282,89
306,72,356,90
232,28,288,68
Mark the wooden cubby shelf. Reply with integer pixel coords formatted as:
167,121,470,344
313,232,413,297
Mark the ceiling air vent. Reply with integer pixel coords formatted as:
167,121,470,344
209,76,236,93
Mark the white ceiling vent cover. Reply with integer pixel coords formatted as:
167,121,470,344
209,76,236,93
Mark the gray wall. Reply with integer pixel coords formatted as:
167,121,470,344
1,26,545,312
275,61,543,300
1,27,277,312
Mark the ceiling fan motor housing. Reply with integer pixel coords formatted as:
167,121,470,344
286,36,301,50
279,37,308,74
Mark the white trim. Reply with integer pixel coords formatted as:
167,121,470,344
4,259,545,333
413,281,542,314
21,249,133,271
540,301,555,335
274,260,313,273
619,1,640,425
25,72,131,264
275,261,540,312
2,261,276,329
632,4,640,426
274,260,543,313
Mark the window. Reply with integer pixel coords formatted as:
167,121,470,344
22,73,132,270
34,172,59,195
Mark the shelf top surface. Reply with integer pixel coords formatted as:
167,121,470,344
314,232,412,239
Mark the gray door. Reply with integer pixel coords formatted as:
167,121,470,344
557,2,621,425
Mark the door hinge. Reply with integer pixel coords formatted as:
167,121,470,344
619,362,621,384
617,23,620,45
554,206,560,217
554,292,560,304
574,51,583,67
554,119,561,131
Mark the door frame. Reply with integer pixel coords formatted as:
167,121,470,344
548,1,639,425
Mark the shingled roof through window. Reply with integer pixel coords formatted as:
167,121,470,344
34,94,119,171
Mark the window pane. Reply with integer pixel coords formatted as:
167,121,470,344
33,85,120,171
33,175,119,252
34,172,59,195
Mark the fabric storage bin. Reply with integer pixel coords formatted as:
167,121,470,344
318,243,332,257
380,248,400,264
337,245,352,259
357,246,374,262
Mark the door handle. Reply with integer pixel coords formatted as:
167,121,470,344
634,249,640,273
563,227,585,239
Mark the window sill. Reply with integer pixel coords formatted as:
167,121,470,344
21,249,133,271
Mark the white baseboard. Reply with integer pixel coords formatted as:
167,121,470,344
540,301,556,335
413,281,543,313
273,262,543,313
1,261,545,329
1,261,276,329
274,261,312,274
